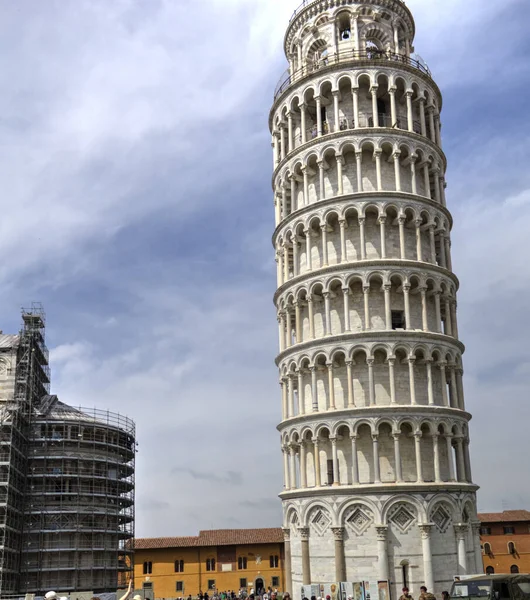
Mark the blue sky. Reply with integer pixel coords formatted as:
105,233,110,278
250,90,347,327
1,0,529,536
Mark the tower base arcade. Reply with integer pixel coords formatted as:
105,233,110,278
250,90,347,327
283,491,481,599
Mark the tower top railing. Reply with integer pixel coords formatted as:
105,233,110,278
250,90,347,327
274,49,431,101
288,0,409,23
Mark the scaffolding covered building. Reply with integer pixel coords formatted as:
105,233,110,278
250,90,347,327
0,305,135,596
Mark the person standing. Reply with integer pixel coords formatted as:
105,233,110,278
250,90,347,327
400,588,414,600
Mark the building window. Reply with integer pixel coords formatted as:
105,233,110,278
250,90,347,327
272,577,280,588
508,541,517,554
483,543,492,555
511,565,520,574
480,526,491,535
207,580,216,591
175,559,184,573
238,556,247,570
504,526,515,534
176,582,184,593
270,555,279,568
206,558,216,572
401,562,409,589
240,579,248,589
392,310,406,330
143,561,153,575
486,566,495,575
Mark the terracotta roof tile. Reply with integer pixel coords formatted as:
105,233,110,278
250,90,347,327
135,537,199,550
479,510,530,523
198,528,284,546
134,528,284,550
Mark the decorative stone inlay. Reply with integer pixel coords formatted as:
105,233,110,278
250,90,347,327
431,505,452,533
310,508,332,536
389,504,416,533
345,505,373,535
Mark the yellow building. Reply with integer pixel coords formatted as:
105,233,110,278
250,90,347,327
134,528,285,599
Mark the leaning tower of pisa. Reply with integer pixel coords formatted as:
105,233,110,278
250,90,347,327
270,1,481,598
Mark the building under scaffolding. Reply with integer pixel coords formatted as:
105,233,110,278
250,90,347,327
0,305,135,595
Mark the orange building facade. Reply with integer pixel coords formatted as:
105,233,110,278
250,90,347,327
134,529,285,599
480,511,530,575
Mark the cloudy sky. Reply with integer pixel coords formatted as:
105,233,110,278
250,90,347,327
0,0,529,537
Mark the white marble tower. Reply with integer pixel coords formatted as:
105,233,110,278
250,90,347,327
269,1,481,598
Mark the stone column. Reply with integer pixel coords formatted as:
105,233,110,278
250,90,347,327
305,228,312,271
375,150,383,191
331,437,339,485
388,356,397,405
327,362,336,410
393,433,403,482
359,217,367,259
316,96,323,136
446,434,456,482
420,524,435,591
313,437,321,486
415,219,423,261
353,16,360,56
281,377,288,420
300,441,308,489
287,374,295,418
343,287,351,332
363,285,370,331
406,91,414,132
289,445,297,489
372,434,381,483
294,302,302,344
280,124,286,160
426,359,434,405
410,155,418,195
424,163,431,199
323,291,331,335
330,90,338,133
308,295,315,339
332,527,347,583
379,216,387,259
403,284,411,329
321,225,329,267
300,103,307,144
346,361,355,407
420,287,428,331
414,432,424,482
409,357,417,405
398,216,406,259
434,291,442,332
439,362,449,407
433,433,441,482
318,160,326,200
471,522,483,573
376,526,389,581
394,151,402,191
389,87,397,127
371,86,379,127
302,167,309,206
283,445,290,490
278,314,286,352
367,358,376,406
300,527,311,585
336,154,344,195
429,225,437,263
454,524,468,576
464,439,472,483
456,368,466,410
350,86,360,129
340,220,347,263
449,366,458,409
384,284,392,331
356,151,363,191
287,112,294,153
298,369,305,416
428,106,436,143
311,366,318,412
351,434,359,484
283,528,292,594
419,97,427,136
455,436,466,482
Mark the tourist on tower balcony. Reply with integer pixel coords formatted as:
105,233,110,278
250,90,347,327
400,588,414,600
